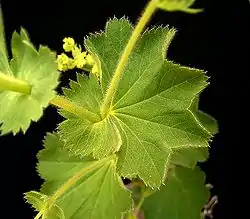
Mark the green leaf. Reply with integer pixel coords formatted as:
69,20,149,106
0,7,11,74
87,19,212,187
59,18,214,188
170,97,218,168
190,97,218,135
34,133,132,219
0,28,59,135
142,166,209,219
85,17,133,91
57,18,133,158
58,73,122,159
24,191,65,219
170,147,208,168
25,191,47,212
157,0,203,14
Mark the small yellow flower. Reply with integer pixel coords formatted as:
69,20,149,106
57,53,68,64
59,37,99,74
57,53,69,71
57,53,76,71
63,37,75,52
67,58,76,70
86,54,94,66
71,46,82,59
91,64,99,75
75,53,87,69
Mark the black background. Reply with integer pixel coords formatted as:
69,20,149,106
0,0,248,218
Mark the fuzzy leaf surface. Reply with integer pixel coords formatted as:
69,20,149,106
0,28,59,134
58,73,122,159
35,133,132,219
59,18,214,188
142,166,209,219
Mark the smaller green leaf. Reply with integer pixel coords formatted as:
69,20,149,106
190,97,218,135
142,166,209,219
34,133,132,219
25,191,47,211
0,28,59,135
157,0,203,14
24,191,65,219
171,147,208,168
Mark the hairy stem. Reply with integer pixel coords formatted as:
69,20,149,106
136,194,145,214
101,0,158,118
47,156,112,207
50,95,101,123
0,71,31,94
125,195,145,219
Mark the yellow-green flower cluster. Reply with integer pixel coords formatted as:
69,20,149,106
57,37,99,75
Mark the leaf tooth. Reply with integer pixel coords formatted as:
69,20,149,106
143,25,167,34
106,16,133,29
105,17,133,33
142,23,173,35
76,72,89,86
84,29,106,44
38,45,57,59
35,163,44,180
0,126,11,136
61,87,74,97
85,17,133,45
69,79,81,91
107,15,119,23
20,119,31,133
20,27,30,41
12,126,22,135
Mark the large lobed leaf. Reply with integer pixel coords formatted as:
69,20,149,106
142,166,209,219
28,133,132,219
58,18,215,188
0,27,59,135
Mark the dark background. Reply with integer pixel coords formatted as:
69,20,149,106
0,0,248,218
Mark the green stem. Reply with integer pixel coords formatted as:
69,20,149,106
101,0,159,118
50,95,101,123
0,71,31,94
136,195,145,213
125,196,145,219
